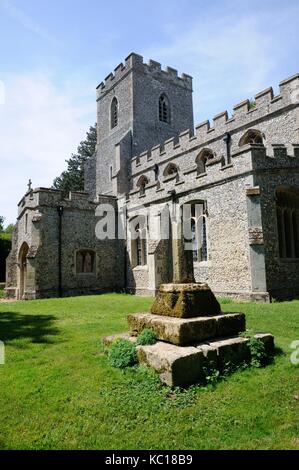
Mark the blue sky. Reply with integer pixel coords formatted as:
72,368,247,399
0,0,299,223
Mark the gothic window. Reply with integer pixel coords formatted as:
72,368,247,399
76,250,96,274
239,129,264,147
159,94,170,123
188,202,208,263
276,187,299,259
137,175,149,196
111,97,118,129
196,149,214,175
130,218,147,267
163,162,179,181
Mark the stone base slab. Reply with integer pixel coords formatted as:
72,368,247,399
151,283,221,318
128,311,246,346
136,334,274,387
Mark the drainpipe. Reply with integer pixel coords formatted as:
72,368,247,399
223,132,231,165
57,205,64,298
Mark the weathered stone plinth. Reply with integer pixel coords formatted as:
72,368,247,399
128,311,246,345
136,334,275,387
151,283,221,318
104,280,275,387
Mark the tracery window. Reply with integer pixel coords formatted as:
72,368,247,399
111,97,118,129
76,250,96,273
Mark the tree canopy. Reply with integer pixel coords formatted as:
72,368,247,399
53,124,97,197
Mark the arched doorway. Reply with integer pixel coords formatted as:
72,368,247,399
18,242,29,300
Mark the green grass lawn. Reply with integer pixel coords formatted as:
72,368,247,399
0,294,298,450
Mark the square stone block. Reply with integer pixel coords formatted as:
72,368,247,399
136,333,274,387
128,312,246,346
136,342,206,387
207,336,250,369
151,283,221,318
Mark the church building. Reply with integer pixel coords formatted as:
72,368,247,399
5,53,299,301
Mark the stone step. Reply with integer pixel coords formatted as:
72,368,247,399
128,311,246,346
136,334,274,387
102,332,137,347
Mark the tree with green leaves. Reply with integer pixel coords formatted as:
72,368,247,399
53,124,97,197
0,216,4,232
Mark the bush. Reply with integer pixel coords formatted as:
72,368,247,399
137,329,157,346
0,233,11,282
247,336,266,368
240,330,266,367
108,339,137,369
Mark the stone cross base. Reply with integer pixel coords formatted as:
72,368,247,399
151,283,221,318
103,282,275,387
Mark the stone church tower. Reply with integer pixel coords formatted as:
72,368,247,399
85,53,194,197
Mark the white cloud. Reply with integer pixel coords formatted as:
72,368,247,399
0,73,95,223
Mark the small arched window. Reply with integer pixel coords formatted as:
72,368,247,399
76,250,96,274
111,97,118,129
159,94,170,123
239,129,264,147
163,162,179,180
196,149,215,175
137,175,149,196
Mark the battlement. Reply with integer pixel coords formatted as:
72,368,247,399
131,73,299,174
96,52,193,99
17,188,98,217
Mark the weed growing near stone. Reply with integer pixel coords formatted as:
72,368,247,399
108,339,137,368
240,329,267,367
136,328,157,346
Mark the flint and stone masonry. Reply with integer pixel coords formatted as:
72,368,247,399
5,53,299,301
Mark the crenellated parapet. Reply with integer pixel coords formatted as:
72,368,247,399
130,73,299,184
17,188,99,218
96,52,193,100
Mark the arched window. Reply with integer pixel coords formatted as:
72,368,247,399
130,217,147,267
239,129,264,147
276,187,299,259
76,250,96,274
111,97,118,129
159,94,170,123
196,149,214,175
137,175,149,196
163,162,179,181
185,202,208,263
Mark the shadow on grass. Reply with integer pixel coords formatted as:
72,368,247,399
0,311,59,344
274,346,285,357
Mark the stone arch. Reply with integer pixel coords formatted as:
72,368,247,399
111,96,118,129
239,129,264,147
136,175,149,196
196,148,215,175
163,162,179,181
76,249,96,274
18,242,29,300
129,215,147,267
